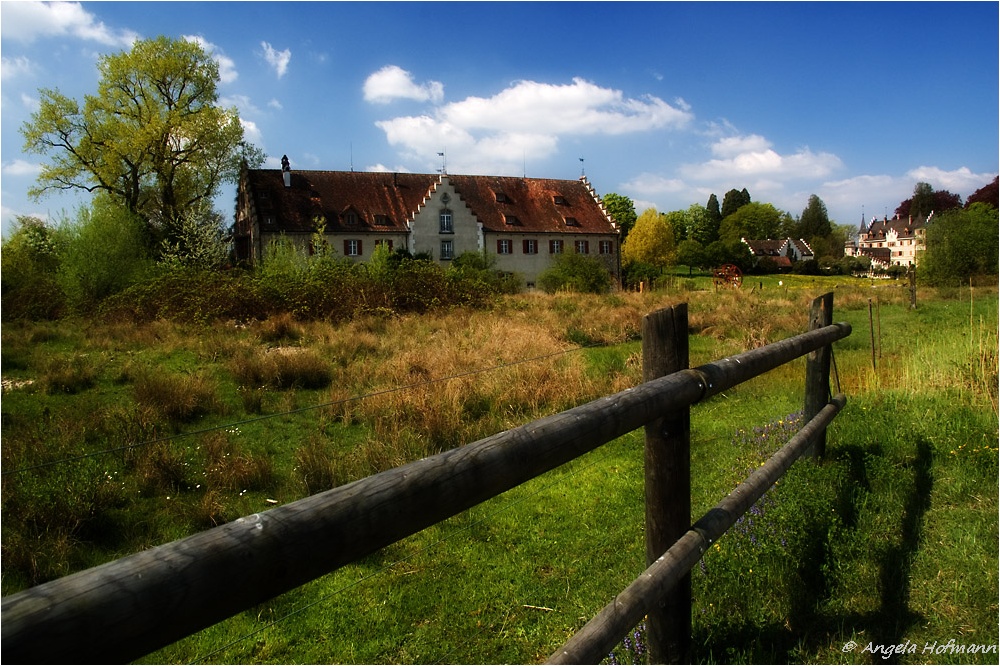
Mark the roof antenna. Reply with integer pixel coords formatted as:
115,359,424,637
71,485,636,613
350,142,354,172
437,150,447,175
579,157,585,177
523,150,526,178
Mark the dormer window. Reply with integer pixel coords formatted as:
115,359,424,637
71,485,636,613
504,215,519,226
565,217,579,227
344,211,358,226
554,195,568,205
374,214,390,226
495,192,508,203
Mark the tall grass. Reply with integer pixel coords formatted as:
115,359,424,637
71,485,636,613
2,277,996,664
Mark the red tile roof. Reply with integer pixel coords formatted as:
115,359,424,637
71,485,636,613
244,169,616,235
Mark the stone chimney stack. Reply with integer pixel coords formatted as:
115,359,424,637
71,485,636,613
281,154,291,188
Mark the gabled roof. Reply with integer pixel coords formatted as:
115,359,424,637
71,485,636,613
245,170,430,233
863,215,928,240
787,238,814,257
447,174,614,234
742,239,785,256
742,238,814,260
244,169,616,235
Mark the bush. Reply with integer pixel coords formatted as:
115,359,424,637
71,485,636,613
538,253,613,294
1,216,66,320
99,267,265,324
57,199,154,312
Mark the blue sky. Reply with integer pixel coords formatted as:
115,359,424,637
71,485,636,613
2,1,997,238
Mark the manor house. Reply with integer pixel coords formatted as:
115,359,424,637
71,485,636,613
234,159,621,287
844,214,930,268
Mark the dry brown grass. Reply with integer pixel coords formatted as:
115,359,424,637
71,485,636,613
230,347,333,390
132,369,222,424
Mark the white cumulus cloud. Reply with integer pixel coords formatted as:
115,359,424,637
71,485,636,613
905,165,997,195
1,56,33,81
261,42,291,78
2,160,44,177
240,118,263,146
683,134,842,181
439,77,691,135
372,76,692,174
363,65,444,104
0,1,138,46
184,35,238,84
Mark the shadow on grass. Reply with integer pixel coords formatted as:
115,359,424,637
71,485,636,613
691,438,933,664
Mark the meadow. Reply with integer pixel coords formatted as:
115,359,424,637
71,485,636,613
1,273,996,664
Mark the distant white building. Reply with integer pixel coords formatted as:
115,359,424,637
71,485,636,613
741,237,815,270
844,214,930,268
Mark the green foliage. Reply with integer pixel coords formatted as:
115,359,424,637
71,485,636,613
57,199,154,311
705,239,753,270
676,239,707,273
896,181,963,219
0,216,65,320
158,203,230,270
621,207,677,270
681,203,718,245
706,193,722,228
921,203,999,286
20,36,258,249
621,260,661,289
448,250,521,298
721,187,752,218
719,202,785,243
99,267,264,324
797,194,832,239
601,192,637,242
537,252,613,294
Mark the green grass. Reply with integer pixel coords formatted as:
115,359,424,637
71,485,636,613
2,277,997,663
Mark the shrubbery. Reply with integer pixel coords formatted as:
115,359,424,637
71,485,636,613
3,209,529,323
538,252,613,294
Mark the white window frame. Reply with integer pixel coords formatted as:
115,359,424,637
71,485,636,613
441,239,454,260
440,209,453,233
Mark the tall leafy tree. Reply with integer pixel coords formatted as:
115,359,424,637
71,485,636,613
720,188,751,218
601,192,638,242
895,182,962,219
21,36,262,251
718,202,784,242
675,239,706,274
798,194,832,239
966,176,998,209
706,193,722,228
683,202,717,245
921,203,999,285
621,208,677,270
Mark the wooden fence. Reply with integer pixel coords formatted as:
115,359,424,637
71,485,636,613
1,293,850,664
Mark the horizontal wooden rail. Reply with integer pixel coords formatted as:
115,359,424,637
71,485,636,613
547,393,848,664
1,323,850,664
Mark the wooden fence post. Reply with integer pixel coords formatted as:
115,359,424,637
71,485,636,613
641,304,690,663
804,293,833,458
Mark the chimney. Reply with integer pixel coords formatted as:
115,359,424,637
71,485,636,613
281,154,291,188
